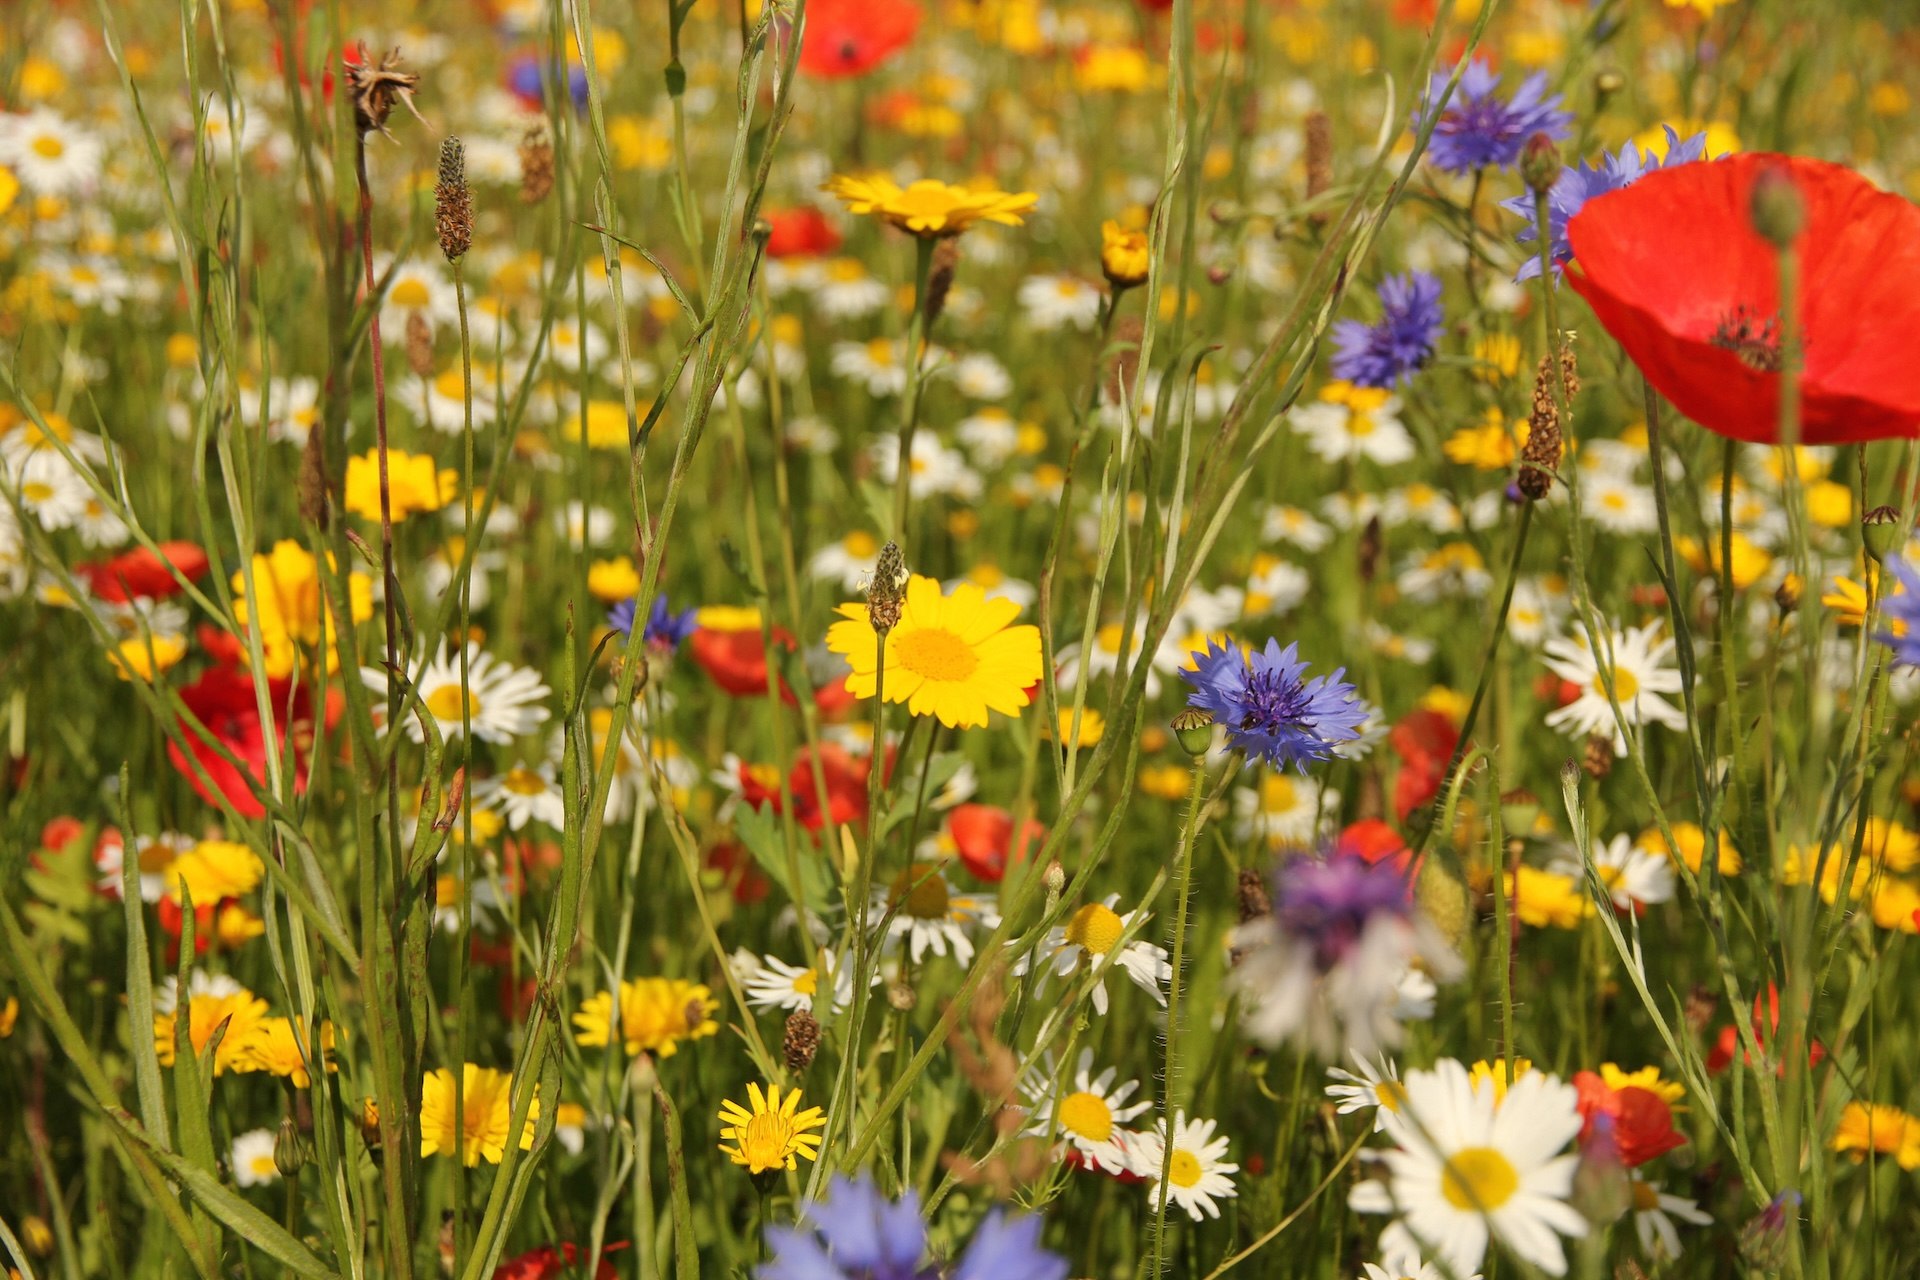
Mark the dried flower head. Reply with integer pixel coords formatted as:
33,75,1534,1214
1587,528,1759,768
864,540,908,634
1305,110,1333,216
435,137,473,262
924,238,961,328
782,1010,820,1073
345,46,423,138
1518,345,1576,500
519,126,555,205
404,310,434,377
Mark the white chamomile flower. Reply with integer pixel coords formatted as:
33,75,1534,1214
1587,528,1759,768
1262,503,1332,551
811,258,890,319
1360,1261,1474,1280
1132,1112,1239,1221
1550,833,1675,912
1397,543,1493,602
380,259,459,336
809,530,882,592
1541,620,1687,756
742,949,868,1014
1506,576,1568,647
1234,771,1335,850
1018,273,1104,331
950,351,1012,400
230,1129,281,1188
1629,1176,1713,1263
1585,473,1658,536
1348,1059,1587,1278
1326,1052,1405,1132
471,762,566,831
1292,393,1415,466
873,864,1000,965
1019,1048,1151,1175
1245,552,1311,617
867,433,981,502
956,408,1022,466
0,109,104,196
1382,483,1462,534
1014,894,1171,1015
832,337,914,397
364,641,552,745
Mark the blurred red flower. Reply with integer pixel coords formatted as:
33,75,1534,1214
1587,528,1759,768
799,0,921,79
78,541,209,603
765,207,843,258
1567,153,1920,444
494,1243,625,1280
689,623,796,700
168,667,340,819
1707,982,1828,1075
948,803,1045,882
1573,1071,1687,1167
1389,708,1458,822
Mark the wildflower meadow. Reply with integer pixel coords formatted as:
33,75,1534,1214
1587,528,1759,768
5,0,1920,1276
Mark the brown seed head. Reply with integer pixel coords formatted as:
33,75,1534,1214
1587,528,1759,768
924,238,960,330
298,420,331,530
404,309,434,377
1517,346,1573,501
519,125,554,205
866,540,908,634
435,137,473,262
783,1010,821,1073
1581,732,1613,780
345,46,423,138
1305,110,1333,218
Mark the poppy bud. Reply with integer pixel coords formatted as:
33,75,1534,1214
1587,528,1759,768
1520,132,1563,197
1171,708,1214,757
1862,504,1902,562
1750,167,1806,248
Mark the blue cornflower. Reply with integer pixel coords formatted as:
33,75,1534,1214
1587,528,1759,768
1877,551,1920,669
1501,127,1712,281
1180,638,1369,772
1274,852,1414,972
1330,272,1444,389
1417,58,1572,175
759,1174,1065,1280
607,594,698,653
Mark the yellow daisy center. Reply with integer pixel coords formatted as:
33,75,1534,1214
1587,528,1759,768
32,134,64,159
1348,413,1377,438
792,969,820,997
502,767,545,796
1631,1180,1661,1212
427,684,481,721
1064,903,1125,957
844,530,878,557
1375,1080,1406,1113
390,278,432,308
1604,668,1640,701
1057,1090,1114,1143
1441,1146,1520,1212
895,627,979,683
1167,1149,1203,1188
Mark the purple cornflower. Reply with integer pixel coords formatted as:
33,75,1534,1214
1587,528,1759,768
607,594,698,653
1501,127,1712,281
1330,272,1445,388
1181,638,1369,772
1417,58,1572,175
759,1174,1065,1280
1274,853,1413,973
1877,550,1920,668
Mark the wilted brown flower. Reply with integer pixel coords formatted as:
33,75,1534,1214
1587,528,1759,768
344,46,423,138
519,126,555,205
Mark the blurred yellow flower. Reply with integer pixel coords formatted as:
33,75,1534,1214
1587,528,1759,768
1635,119,1740,158
1635,822,1742,876
825,174,1038,238
344,448,457,522
1444,408,1524,470
420,1064,536,1165
165,840,265,905
154,986,270,1075
588,556,642,603
1100,219,1151,288
1599,1063,1685,1105
1506,866,1590,929
1468,1057,1535,1104
573,977,719,1057
1675,532,1772,591
231,540,373,680
246,1017,337,1087
1075,45,1155,93
107,633,186,682
1832,1102,1920,1169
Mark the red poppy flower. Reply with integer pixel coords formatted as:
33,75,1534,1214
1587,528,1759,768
948,803,1045,883
765,207,843,258
688,623,797,700
1706,982,1827,1075
168,667,340,819
494,1242,625,1280
1573,1071,1686,1168
1567,154,1920,445
703,840,771,907
799,0,921,79
1389,708,1458,822
736,745,879,834
78,541,209,603
813,671,859,720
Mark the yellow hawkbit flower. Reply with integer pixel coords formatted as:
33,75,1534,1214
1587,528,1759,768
343,448,457,522
824,173,1038,238
1100,219,1151,289
717,1081,826,1174
572,977,719,1057
1831,1102,1920,1169
420,1064,536,1165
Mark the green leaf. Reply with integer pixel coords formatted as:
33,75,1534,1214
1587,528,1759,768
733,801,831,913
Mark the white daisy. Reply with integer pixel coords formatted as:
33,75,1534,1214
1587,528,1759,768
1326,1052,1406,1132
365,641,552,745
810,258,889,319
741,949,867,1014
471,762,566,831
1584,474,1658,536
1262,503,1333,551
832,337,914,397
96,830,197,903
1132,1112,1239,1221
1382,483,1462,534
15,452,92,530
1245,553,1311,617
1014,894,1170,1015
1019,1049,1151,1175
0,109,104,196
1629,1176,1713,1263
1348,1059,1587,1278
1506,576,1568,648
1359,1260,1474,1280
1397,543,1493,602
1292,396,1416,466
1234,771,1335,850
230,1129,281,1188
956,408,1022,466
944,564,1036,609
1549,832,1674,912
1018,273,1104,331
1541,621,1687,756
873,864,1000,965
379,259,459,336
545,318,610,372
808,530,882,592
867,433,981,502
950,352,1012,400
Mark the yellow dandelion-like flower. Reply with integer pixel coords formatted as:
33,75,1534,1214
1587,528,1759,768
107,633,187,682
1505,866,1591,930
164,840,265,906
824,173,1038,238
1599,1063,1685,1105
231,540,374,681
343,448,457,523
244,1017,338,1088
1634,822,1742,876
572,977,719,1057
420,1064,537,1165
154,987,270,1076
717,1081,826,1174
1100,219,1150,288
1443,408,1525,471
827,575,1043,730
